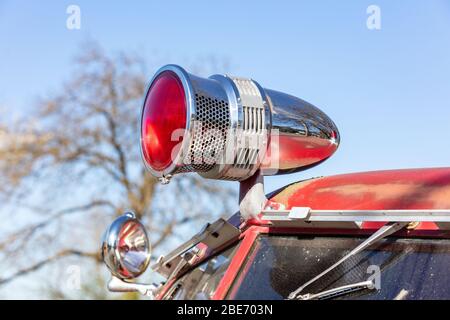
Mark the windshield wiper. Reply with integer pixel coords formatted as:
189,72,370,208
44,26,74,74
297,279,375,300
288,221,408,300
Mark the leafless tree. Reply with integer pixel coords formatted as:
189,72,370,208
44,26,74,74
0,43,236,298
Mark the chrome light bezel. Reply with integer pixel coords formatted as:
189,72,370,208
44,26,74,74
101,212,151,280
139,65,196,182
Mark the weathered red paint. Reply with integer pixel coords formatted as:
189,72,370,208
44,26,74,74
218,225,450,299
155,278,176,300
158,168,450,299
212,228,259,300
268,167,450,230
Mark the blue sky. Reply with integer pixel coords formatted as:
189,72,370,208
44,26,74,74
1,0,450,194
1,0,450,299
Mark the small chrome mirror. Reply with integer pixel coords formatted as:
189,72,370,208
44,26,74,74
101,212,151,279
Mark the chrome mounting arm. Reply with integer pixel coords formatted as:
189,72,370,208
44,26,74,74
107,276,158,299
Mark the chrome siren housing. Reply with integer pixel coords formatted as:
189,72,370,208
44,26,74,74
141,65,340,183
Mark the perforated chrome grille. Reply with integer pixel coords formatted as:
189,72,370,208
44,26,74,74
184,93,230,172
160,72,267,181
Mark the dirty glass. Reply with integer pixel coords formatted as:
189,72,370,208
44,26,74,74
229,235,450,300
164,244,239,300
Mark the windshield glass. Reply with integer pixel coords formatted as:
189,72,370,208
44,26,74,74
163,244,239,300
228,235,450,300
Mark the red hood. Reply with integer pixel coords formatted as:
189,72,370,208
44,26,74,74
269,167,450,230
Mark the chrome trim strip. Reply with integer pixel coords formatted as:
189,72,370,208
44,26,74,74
261,207,450,222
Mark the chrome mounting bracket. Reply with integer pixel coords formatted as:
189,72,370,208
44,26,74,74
239,170,268,221
107,276,159,299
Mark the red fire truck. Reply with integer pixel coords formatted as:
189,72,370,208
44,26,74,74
101,65,450,300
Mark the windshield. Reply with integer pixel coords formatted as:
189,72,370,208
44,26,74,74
228,235,450,300
163,244,239,300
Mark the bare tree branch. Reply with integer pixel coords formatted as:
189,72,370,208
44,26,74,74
0,200,116,252
0,249,100,286
0,43,236,296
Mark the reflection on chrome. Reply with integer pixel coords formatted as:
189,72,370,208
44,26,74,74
102,212,151,279
141,64,340,183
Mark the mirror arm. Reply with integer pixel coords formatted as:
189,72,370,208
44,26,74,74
107,276,158,299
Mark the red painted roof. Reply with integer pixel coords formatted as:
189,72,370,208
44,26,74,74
269,167,450,230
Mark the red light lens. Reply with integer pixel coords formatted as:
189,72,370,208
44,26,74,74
141,71,187,171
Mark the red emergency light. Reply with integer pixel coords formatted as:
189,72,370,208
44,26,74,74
140,65,339,184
